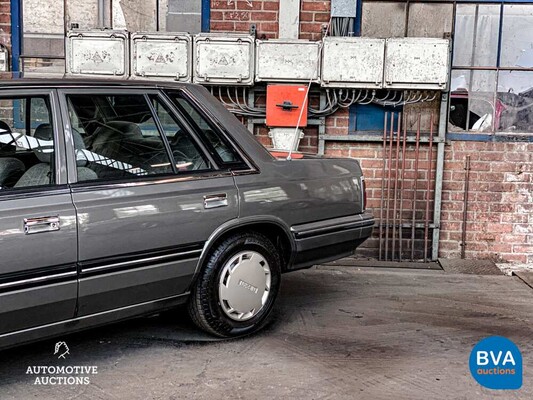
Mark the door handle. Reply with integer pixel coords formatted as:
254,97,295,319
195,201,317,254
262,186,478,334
203,193,228,209
23,216,60,235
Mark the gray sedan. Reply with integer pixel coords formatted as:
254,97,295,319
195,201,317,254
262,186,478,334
0,80,373,348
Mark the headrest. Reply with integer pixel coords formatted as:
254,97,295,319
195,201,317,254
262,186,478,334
72,128,89,167
0,120,11,133
33,124,54,163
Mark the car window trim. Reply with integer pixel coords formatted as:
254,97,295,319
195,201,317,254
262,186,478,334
162,90,243,169
68,169,234,192
150,92,221,171
144,93,179,175
164,88,258,173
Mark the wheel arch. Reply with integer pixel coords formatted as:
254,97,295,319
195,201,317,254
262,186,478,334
191,217,295,288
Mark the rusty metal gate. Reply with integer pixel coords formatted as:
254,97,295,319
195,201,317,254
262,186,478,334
379,111,437,262
319,92,448,262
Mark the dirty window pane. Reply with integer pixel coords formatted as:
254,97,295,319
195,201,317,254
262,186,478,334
501,5,533,68
449,70,497,132
497,71,533,133
361,2,406,38
453,4,500,67
407,3,454,38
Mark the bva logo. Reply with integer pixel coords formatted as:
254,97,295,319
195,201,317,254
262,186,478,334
469,336,522,390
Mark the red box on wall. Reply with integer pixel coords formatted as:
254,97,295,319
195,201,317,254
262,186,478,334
266,85,308,127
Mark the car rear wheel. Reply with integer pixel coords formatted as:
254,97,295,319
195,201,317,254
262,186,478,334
188,232,281,337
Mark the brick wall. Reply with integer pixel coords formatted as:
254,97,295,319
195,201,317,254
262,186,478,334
440,141,533,263
332,139,533,264
211,0,279,38
0,0,11,49
210,0,329,40
300,0,330,40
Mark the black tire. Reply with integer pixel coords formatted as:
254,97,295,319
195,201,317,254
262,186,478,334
188,231,281,337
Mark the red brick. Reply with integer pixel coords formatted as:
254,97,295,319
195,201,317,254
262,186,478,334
299,11,314,21
300,22,324,33
262,1,279,10
302,1,330,12
314,12,330,22
210,11,224,20
234,22,252,31
210,21,235,31
259,22,278,32
237,1,261,10
211,0,238,10
224,11,250,20
250,11,277,21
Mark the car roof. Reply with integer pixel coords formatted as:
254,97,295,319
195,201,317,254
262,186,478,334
0,78,194,90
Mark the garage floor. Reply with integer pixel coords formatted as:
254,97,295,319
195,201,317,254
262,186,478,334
1,266,532,400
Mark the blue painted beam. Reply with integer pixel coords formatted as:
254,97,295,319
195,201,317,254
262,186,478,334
201,0,210,33
10,0,21,75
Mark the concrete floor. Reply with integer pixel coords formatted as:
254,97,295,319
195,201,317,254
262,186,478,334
1,266,532,400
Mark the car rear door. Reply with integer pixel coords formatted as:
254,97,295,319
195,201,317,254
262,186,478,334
0,89,78,339
58,88,239,316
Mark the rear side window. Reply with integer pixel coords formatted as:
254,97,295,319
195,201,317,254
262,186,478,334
165,91,245,168
0,95,56,190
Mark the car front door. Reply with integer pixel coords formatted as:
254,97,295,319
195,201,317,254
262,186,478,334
59,88,240,316
0,90,78,341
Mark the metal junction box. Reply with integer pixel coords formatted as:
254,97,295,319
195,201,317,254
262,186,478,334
266,85,308,127
193,34,254,85
66,31,129,78
256,40,321,83
321,37,385,88
131,32,191,81
384,38,450,90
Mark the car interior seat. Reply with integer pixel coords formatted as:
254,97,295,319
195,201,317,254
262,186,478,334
14,124,54,187
72,128,98,182
0,121,26,188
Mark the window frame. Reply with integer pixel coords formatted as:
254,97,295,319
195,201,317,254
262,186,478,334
163,89,255,172
0,88,67,196
57,87,226,187
450,1,533,135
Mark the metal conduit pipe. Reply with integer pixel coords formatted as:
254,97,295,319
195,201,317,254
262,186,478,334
98,0,105,28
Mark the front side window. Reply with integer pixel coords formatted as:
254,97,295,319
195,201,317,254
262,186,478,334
0,95,56,190
66,93,211,182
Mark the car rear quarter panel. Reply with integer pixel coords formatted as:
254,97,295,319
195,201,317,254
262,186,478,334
234,157,364,226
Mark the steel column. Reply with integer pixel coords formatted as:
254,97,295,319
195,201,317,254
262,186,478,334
10,0,21,75
431,92,448,261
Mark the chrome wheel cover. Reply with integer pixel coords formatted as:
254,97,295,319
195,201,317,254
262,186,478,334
218,250,271,321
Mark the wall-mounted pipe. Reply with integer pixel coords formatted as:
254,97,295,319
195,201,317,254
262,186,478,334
460,155,471,259
98,0,105,28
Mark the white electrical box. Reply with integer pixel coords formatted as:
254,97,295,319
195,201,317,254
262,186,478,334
321,37,385,88
384,38,450,90
256,40,321,83
193,34,254,85
66,31,129,78
131,32,191,81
